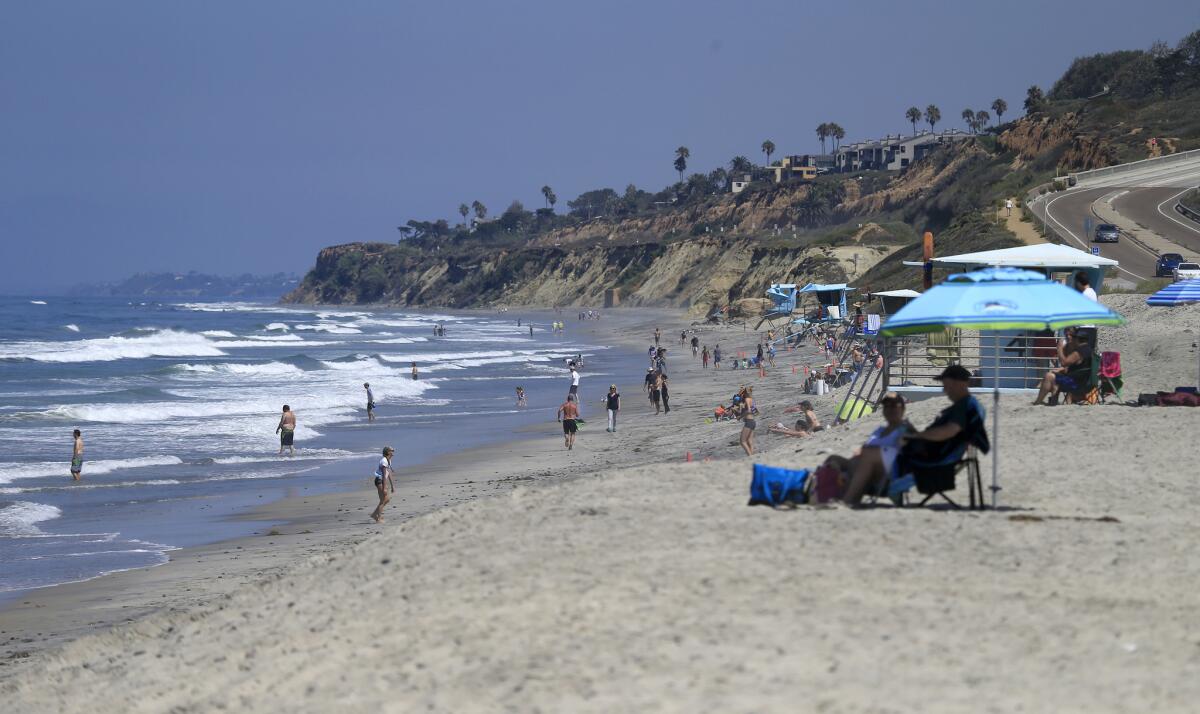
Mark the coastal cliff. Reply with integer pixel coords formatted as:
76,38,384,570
283,230,906,315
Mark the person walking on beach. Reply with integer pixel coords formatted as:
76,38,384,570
736,387,756,456
557,394,580,450
701,345,710,369
713,344,722,369
516,386,527,408
605,385,620,432
691,335,700,358
654,327,661,346
364,382,376,422
276,405,296,456
70,429,84,481
411,362,419,380
370,446,395,523
660,373,671,413
569,364,580,398
529,324,534,337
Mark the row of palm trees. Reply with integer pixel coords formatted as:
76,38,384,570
904,98,1008,136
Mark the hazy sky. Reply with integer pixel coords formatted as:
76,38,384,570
3,1,1198,292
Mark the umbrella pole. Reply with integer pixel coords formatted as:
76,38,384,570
992,333,1000,509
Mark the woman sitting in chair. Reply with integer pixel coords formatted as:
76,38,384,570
1032,330,1092,405
840,393,914,505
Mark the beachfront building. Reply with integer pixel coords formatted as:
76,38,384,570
766,156,819,183
730,174,753,194
835,130,971,173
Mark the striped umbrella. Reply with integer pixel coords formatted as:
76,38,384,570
1146,279,1200,386
1146,278,1200,306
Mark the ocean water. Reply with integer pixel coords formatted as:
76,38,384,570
0,297,622,597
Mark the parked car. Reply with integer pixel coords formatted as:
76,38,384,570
1092,224,1120,243
1173,262,1200,281
1156,253,1184,277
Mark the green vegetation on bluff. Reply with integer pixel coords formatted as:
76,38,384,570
291,30,1200,306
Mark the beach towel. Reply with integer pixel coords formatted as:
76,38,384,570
865,314,881,333
748,464,810,506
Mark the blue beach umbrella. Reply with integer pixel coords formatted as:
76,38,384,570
881,267,1126,507
1146,279,1200,386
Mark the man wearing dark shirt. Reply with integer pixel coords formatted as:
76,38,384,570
901,364,989,466
1033,331,1092,405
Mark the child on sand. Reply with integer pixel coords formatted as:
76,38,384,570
516,386,527,407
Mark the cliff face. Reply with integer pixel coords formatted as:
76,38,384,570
998,112,1117,170
284,235,903,315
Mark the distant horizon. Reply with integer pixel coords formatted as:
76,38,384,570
4,1,1198,292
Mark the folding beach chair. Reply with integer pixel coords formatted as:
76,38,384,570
1068,351,1102,405
1099,351,1123,402
871,446,984,510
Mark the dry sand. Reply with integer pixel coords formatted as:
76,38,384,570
3,300,1200,712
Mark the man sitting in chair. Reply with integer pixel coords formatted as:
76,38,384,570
1032,330,1092,405
898,365,990,496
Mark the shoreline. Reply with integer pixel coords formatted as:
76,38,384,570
0,305,690,678
3,298,1200,710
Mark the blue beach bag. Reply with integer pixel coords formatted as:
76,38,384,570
749,464,810,507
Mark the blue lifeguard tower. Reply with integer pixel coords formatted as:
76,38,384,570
755,283,799,330
800,283,854,323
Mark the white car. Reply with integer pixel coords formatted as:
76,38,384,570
1173,262,1200,281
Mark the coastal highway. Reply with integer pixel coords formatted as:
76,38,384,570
1033,157,1200,282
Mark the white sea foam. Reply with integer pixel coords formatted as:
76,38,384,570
29,300,48,305
64,324,80,332
172,361,307,377
294,323,363,334
0,329,227,363
0,456,184,483
0,501,62,536
264,322,291,331
201,330,238,338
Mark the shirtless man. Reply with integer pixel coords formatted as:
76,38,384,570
557,394,580,450
276,405,296,456
70,429,84,481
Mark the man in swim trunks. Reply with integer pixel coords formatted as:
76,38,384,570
364,382,376,422
276,404,296,456
371,446,394,523
557,394,580,450
70,429,83,481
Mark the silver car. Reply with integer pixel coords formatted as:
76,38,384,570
1092,224,1120,243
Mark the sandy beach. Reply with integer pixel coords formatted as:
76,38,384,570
4,298,1200,712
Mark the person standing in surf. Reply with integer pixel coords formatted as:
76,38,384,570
70,429,84,481
276,405,296,456
569,364,580,398
370,446,395,523
411,362,419,380
364,382,376,422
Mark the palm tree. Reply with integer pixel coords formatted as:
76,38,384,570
961,108,976,133
905,107,922,135
830,123,845,152
816,123,830,154
674,146,690,182
729,155,753,177
991,98,1007,126
761,140,775,167
974,110,990,133
541,185,557,209
458,203,469,225
471,200,487,220
925,104,941,132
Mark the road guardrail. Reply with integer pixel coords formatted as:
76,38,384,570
1068,148,1200,187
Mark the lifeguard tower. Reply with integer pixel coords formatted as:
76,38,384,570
799,283,854,323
